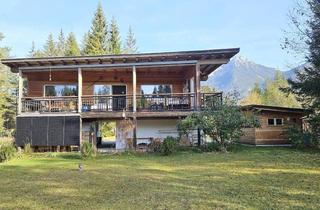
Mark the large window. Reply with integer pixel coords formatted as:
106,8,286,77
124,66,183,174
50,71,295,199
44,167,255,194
44,85,77,97
94,85,111,95
141,85,172,95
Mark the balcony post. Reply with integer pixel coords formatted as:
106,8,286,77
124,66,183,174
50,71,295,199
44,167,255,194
195,63,201,110
18,70,23,115
78,67,82,113
132,65,137,148
132,66,137,112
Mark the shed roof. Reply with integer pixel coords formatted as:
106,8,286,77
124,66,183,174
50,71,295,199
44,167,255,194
241,104,305,114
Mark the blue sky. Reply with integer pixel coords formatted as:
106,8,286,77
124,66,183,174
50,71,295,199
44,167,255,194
0,0,299,70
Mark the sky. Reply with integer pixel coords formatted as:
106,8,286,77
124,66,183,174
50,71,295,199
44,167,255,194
0,0,300,70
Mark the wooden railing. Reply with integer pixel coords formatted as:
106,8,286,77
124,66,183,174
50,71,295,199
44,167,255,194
82,94,133,112
201,92,223,110
22,96,78,113
20,92,222,113
135,93,196,112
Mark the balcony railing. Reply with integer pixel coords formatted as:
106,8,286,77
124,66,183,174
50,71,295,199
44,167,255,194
20,92,222,114
22,96,78,113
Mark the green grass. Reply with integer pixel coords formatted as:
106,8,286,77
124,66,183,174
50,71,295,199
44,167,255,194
0,146,319,210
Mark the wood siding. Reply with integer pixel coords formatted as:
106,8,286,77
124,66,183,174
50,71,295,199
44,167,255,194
240,110,304,145
24,67,192,97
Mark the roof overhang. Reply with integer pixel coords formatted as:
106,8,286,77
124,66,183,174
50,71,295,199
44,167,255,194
241,104,305,114
1,48,239,80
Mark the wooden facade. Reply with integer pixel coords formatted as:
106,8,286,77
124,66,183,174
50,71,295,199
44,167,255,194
240,105,305,145
2,49,239,147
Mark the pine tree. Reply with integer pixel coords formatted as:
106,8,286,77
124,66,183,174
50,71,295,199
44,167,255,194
56,29,66,56
65,32,80,56
108,17,121,54
28,41,43,57
83,2,108,55
43,33,57,57
123,26,138,54
286,0,320,110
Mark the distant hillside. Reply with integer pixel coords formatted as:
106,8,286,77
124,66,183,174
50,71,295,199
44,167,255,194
203,56,297,97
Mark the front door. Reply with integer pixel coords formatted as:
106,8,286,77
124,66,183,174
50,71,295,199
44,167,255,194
112,85,126,111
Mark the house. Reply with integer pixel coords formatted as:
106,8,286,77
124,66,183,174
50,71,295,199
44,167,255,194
2,48,239,150
240,105,305,145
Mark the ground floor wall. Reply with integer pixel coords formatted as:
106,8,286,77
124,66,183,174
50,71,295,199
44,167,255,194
16,115,81,147
240,127,290,145
82,119,180,150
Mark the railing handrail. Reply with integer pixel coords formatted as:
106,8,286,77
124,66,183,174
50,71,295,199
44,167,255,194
82,94,133,97
22,96,78,100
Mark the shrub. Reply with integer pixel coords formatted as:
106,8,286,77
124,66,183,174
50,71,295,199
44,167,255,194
80,141,97,159
160,136,178,155
287,126,313,149
200,142,219,152
24,143,33,155
148,138,162,153
177,94,259,152
0,140,16,162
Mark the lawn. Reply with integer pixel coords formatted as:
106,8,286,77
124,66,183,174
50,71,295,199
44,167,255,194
0,146,319,210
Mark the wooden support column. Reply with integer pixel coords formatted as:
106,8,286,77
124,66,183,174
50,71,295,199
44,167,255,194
132,66,137,148
18,70,23,115
195,63,201,110
78,67,82,113
132,66,137,112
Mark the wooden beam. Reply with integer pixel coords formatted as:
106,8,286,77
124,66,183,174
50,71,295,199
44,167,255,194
78,68,82,113
18,70,23,115
197,58,229,65
195,63,201,110
132,66,137,112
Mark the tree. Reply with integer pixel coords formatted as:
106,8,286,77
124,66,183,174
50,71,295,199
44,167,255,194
108,17,121,54
56,29,66,56
241,72,300,108
241,83,263,105
43,33,57,57
28,41,43,57
65,32,80,56
178,94,259,152
285,1,320,109
82,2,108,55
200,85,216,93
283,0,320,143
0,33,17,136
123,26,138,54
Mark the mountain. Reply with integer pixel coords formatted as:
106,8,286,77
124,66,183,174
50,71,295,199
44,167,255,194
203,56,296,97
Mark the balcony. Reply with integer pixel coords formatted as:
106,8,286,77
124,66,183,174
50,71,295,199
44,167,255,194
21,92,222,115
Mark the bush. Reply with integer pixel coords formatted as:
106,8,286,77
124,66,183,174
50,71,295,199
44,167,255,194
81,141,97,159
0,141,16,162
200,142,219,152
148,138,162,153
160,136,178,155
24,143,33,155
287,126,314,149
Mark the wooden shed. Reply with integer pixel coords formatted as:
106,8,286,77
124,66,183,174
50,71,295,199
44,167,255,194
240,105,305,145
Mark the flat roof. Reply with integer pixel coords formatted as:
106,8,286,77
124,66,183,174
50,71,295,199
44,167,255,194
241,104,305,114
1,48,239,79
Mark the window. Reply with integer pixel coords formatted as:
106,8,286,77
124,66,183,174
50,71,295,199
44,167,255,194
94,85,111,95
268,119,275,126
141,85,172,95
276,118,283,125
45,85,77,96
268,118,283,126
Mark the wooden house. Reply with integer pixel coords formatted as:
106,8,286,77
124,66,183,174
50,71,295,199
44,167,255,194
240,105,305,145
2,48,239,150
